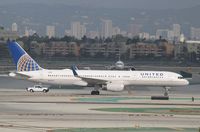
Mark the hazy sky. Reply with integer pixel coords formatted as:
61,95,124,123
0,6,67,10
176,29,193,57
1,0,200,9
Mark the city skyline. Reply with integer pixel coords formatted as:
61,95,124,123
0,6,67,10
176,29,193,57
4,20,200,42
1,1,200,40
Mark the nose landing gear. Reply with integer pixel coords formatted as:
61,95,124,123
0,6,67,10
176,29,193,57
91,90,100,95
163,86,170,97
91,85,100,95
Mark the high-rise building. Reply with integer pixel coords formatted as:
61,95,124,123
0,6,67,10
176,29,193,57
80,24,86,38
156,29,169,39
191,27,200,40
46,25,55,38
129,24,142,37
71,22,86,39
101,19,113,38
173,24,181,39
11,23,18,32
71,22,81,38
167,30,175,41
25,27,29,37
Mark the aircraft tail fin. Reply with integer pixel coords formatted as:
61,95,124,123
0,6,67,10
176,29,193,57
8,40,42,72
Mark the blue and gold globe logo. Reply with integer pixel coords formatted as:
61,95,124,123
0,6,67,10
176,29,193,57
17,54,41,71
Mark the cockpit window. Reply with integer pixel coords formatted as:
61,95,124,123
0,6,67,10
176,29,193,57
178,76,184,79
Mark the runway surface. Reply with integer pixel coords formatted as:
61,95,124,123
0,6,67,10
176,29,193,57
0,77,200,132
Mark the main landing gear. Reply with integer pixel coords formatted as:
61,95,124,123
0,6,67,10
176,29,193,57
151,86,170,100
91,85,100,95
91,90,100,95
163,86,170,97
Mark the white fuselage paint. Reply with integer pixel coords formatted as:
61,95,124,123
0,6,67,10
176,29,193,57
18,69,189,88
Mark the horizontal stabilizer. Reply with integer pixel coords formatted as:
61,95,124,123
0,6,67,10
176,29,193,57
9,72,31,79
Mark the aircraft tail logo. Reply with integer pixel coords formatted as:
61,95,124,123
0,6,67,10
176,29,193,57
8,41,42,72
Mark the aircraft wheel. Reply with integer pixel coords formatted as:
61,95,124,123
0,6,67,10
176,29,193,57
96,91,100,95
164,92,168,97
91,91,94,95
163,87,170,97
91,91,100,95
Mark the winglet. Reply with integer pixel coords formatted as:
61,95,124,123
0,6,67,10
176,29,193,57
71,65,78,76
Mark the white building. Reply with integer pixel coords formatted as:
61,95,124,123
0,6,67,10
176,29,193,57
25,27,29,37
46,25,55,38
139,32,150,40
11,23,18,32
191,27,200,40
80,24,86,38
71,22,86,39
167,30,175,41
101,19,113,38
156,29,169,39
24,27,36,37
173,24,181,39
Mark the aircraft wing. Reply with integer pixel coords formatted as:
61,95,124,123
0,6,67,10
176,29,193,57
77,76,107,85
71,65,108,85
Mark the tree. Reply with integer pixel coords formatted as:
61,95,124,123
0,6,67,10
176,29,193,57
189,52,197,62
104,37,112,43
126,36,140,44
112,34,127,43
81,35,88,43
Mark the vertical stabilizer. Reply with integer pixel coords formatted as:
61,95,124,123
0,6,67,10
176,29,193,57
8,40,42,72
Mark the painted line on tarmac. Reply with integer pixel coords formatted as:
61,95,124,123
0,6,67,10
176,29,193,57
1,101,200,106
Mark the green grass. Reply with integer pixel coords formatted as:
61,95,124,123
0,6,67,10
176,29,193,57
53,127,199,132
76,97,150,103
76,97,200,103
92,107,200,115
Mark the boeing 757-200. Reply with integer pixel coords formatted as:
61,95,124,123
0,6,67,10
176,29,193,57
8,41,189,96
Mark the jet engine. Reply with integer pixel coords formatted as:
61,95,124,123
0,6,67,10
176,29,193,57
102,83,124,92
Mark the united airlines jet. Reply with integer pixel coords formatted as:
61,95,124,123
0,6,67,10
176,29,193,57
8,41,189,96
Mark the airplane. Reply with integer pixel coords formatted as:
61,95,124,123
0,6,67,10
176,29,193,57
8,40,189,96
108,60,136,70
107,53,135,70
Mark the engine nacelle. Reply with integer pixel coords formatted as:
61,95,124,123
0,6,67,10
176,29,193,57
73,81,88,86
103,83,124,92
